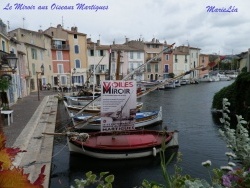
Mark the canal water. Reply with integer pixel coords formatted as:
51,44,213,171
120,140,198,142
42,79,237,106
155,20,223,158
50,80,234,188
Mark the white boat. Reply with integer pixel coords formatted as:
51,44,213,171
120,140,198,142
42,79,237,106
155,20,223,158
71,106,163,130
227,72,238,79
64,100,143,113
216,73,231,81
164,80,175,89
175,79,181,87
65,96,99,106
140,81,159,90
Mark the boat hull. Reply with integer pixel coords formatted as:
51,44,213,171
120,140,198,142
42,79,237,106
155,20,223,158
72,107,163,130
67,130,178,159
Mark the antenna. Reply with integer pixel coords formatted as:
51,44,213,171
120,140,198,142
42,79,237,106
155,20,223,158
22,17,25,28
7,21,10,31
62,16,63,27
99,34,100,40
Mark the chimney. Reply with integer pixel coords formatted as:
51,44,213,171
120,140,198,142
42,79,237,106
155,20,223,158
71,27,77,32
38,29,43,33
125,38,129,43
113,40,115,45
57,24,62,29
97,39,100,46
152,38,155,43
87,38,92,43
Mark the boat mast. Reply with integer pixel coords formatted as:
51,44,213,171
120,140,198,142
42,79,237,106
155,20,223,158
93,43,96,100
108,45,112,80
116,50,121,80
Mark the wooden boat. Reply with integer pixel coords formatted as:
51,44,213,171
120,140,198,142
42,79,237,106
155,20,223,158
64,100,143,113
71,107,163,130
64,96,99,106
67,129,179,159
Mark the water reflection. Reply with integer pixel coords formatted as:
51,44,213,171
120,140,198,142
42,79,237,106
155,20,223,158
50,81,235,188
69,148,178,188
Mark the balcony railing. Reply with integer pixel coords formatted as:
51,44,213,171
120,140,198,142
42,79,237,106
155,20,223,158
146,57,161,62
51,44,70,50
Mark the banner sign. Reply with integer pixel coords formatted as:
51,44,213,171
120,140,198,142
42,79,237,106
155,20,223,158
101,80,137,132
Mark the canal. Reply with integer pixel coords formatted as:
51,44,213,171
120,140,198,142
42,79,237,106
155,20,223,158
50,80,234,188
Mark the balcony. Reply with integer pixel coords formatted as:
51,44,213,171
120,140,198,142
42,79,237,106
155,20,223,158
51,44,70,50
146,57,161,62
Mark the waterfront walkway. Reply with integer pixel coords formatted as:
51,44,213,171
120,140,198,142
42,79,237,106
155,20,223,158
2,90,59,187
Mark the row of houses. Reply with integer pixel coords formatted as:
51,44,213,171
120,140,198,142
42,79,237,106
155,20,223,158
0,19,249,106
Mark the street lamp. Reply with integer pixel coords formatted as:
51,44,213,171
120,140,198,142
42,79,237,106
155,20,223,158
0,51,18,132
72,68,76,92
0,51,18,73
36,64,44,101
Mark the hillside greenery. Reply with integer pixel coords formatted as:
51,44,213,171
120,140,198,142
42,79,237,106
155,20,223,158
212,70,250,123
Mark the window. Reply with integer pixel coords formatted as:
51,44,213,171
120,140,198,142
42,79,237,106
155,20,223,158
137,52,141,59
74,45,79,54
130,52,134,59
185,55,187,63
73,75,84,85
56,51,63,60
31,48,37,60
99,50,105,56
74,34,77,39
1,40,6,51
165,54,169,61
58,64,64,73
164,65,169,73
32,63,35,75
99,65,105,71
175,55,178,63
61,75,67,85
202,56,205,63
90,49,94,56
42,78,46,85
147,64,151,72
75,59,81,68
40,50,43,60
155,64,158,72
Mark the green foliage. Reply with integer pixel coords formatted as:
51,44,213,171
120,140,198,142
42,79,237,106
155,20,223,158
0,77,11,92
241,66,247,73
168,73,175,78
212,72,250,122
72,99,250,188
71,171,114,188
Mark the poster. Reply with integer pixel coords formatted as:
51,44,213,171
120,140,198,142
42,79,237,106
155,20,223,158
101,80,136,132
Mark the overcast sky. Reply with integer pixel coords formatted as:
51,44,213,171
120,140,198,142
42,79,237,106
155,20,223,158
1,0,249,55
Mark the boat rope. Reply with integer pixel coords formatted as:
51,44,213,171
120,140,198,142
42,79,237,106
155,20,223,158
137,65,204,98
67,46,226,129
72,43,176,118
51,142,68,158
84,55,105,87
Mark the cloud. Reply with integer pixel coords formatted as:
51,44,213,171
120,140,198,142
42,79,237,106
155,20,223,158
0,0,249,54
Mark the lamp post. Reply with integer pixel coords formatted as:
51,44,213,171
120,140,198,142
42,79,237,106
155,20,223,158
0,51,18,132
72,68,76,92
36,64,44,101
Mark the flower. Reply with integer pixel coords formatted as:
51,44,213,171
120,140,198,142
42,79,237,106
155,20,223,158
225,152,237,159
222,175,232,187
202,160,212,167
221,166,233,171
228,162,236,167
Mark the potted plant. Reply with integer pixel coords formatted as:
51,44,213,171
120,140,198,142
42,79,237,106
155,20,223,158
0,76,12,111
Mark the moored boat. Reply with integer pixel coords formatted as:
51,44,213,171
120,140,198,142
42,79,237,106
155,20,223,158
71,106,163,130
67,129,179,159
64,100,143,113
